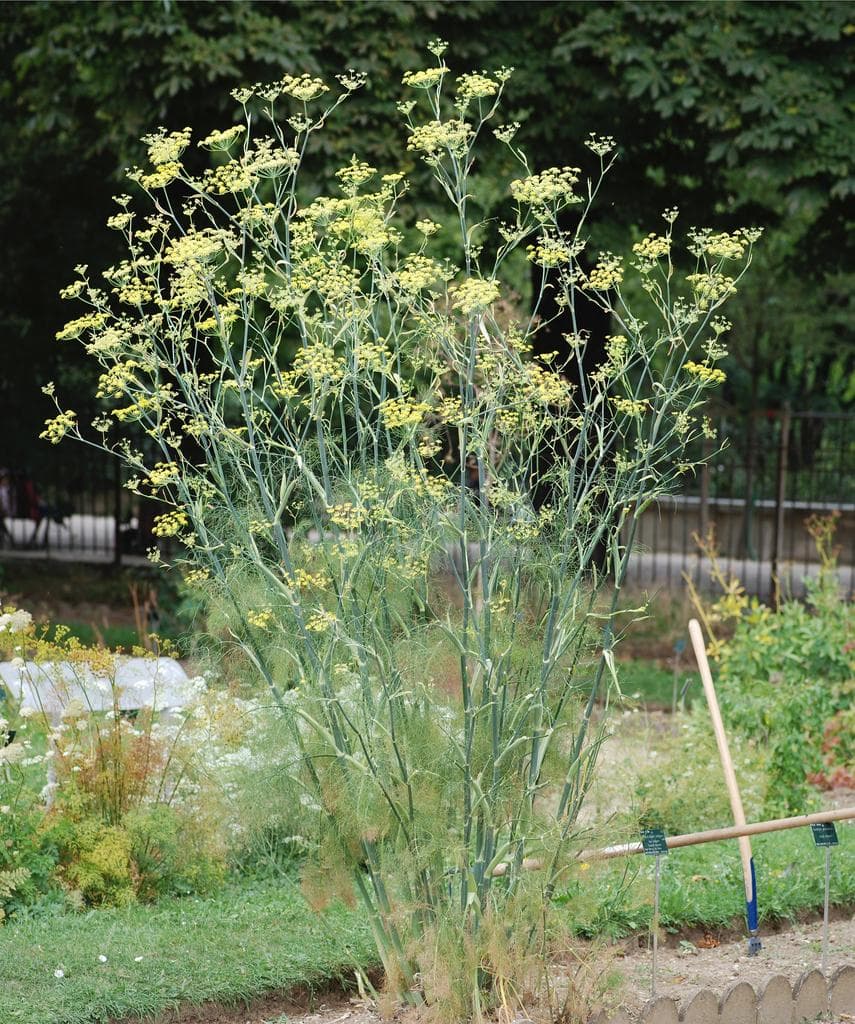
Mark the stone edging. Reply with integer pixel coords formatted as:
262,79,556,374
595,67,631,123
593,964,855,1024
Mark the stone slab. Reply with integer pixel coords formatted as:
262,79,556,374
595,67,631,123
0,657,192,717
680,988,719,1024
719,982,757,1024
830,965,855,1015
757,975,794,1024
642,997,680,1024
792,969,827,1022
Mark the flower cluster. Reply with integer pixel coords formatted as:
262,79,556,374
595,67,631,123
584,253,624,291
687,271,737,307
246,609,274,630
40,410,77,444
455,72,499,103
402,67,448,89
198,125,246,150
526,235,575,267
510,167,581,212
0,607,33,633
407,119,471,158
632,233,671,261
305,609,336,633
689,228,760,260
396,255,448,293
378,397,431,430
612,397,647,417
152,510,189,538
451,277,500,316
143,127,192,168
684,361,727,385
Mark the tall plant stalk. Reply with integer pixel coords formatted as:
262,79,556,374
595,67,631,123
46,45,759,1019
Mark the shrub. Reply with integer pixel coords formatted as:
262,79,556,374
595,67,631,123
0,606,232,908
693,516,854,815
46,46,759,1018
634,712,769,835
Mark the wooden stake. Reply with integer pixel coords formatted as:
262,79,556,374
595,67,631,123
688,617,759,946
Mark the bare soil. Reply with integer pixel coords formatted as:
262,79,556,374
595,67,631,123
617,907,855,1010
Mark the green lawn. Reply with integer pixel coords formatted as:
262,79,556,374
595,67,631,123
615,658,698,710
0,876,376,1024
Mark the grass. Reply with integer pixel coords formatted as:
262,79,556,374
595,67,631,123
0,875,376,1024
615,658,698,710
4,825,852,1024
562,821,855,938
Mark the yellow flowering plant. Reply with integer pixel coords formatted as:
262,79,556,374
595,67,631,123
0,610,232,907
46,44,759,1019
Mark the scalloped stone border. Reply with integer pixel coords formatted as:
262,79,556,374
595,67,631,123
592,965,855,1024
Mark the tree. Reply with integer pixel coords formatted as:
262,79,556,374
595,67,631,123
1,0,851,477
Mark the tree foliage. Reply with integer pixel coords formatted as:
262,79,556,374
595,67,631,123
1,0,852,472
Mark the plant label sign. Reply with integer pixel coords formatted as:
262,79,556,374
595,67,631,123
811,823,839,848
641,828,669,856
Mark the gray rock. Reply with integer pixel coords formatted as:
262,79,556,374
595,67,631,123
757,975,794,1024
792,969,827,1022
0,656,193,719
719,981,757,1024
829,965,855,1015
680,988,719,1024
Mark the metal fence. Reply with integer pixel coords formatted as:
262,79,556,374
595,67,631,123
0,458,149,565
1,412,853,595
623,411,855,598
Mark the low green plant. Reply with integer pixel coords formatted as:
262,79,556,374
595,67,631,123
0,605,235,910
634,711,769,834
0,799,61,917
45,45,760,1019
693,515,854,815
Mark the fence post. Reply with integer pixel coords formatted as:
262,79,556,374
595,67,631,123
113,466,123,567
771,406,791,608
699,439,711,540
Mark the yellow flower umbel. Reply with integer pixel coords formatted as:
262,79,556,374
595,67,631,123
684,361,727,386
152,510,189,538
378,397,431,430
584,253,624,291
510,167,581,217
40,410,77,444
451,278,500,317
402,67,449,89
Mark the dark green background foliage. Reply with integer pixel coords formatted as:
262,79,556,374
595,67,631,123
1,1,852,474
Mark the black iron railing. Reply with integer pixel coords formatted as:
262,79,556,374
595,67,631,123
1,412,853,595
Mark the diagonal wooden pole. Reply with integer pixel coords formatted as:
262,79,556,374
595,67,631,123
688,618,761,954
578,805,855,860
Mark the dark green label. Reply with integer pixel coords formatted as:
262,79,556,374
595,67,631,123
641,828,669,856
811,823,839,847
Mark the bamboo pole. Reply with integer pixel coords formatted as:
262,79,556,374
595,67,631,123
688,617,761,951
578,805,855,862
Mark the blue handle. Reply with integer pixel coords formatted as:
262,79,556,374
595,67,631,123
745,857,759,932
